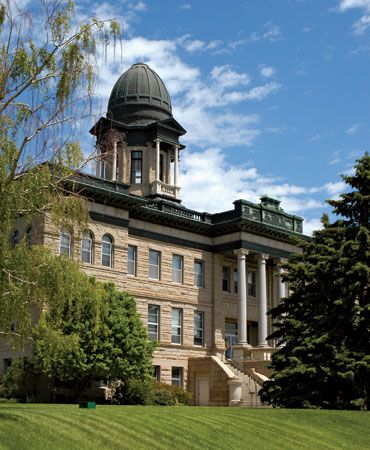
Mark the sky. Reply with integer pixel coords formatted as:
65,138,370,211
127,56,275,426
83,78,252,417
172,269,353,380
33,0,370,234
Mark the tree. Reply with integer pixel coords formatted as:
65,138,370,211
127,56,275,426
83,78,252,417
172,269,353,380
2,260,155,401
0,0,120,339
260,153,370,409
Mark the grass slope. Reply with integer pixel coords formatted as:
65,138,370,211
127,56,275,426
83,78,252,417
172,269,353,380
0,405,369,450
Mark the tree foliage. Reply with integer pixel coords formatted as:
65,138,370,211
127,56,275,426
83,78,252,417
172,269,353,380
0,0,120,338
261,153,370,410
2,261,155,402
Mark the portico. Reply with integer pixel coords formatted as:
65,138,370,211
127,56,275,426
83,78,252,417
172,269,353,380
231,247,288,370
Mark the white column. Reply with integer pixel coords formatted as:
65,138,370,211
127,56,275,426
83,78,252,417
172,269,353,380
277,261,287,302
234,249,249,344
257,253,269,347
96,144,101,178
174,145,179,187
155,139,160,181
112,140,117,182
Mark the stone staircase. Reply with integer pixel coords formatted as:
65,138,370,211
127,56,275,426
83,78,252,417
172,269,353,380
224,359,269,408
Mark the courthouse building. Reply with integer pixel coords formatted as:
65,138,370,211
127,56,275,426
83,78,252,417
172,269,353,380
1,63,304,406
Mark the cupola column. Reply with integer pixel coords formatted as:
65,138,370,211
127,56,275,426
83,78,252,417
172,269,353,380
257,253,269,347
155,138,161,181
112,139,118,182
174,145,179,187
95,143,101,178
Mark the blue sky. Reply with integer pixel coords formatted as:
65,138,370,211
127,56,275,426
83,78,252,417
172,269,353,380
77,1,369,233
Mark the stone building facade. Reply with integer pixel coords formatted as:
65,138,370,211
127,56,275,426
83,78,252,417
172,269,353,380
1,63,304,406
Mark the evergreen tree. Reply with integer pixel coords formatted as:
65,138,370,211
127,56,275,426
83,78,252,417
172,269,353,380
260,153,370,409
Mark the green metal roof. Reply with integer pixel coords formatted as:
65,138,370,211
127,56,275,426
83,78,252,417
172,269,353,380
108,63,172,125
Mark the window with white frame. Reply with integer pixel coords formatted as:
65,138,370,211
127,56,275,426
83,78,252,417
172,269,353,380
248,271,256,297
194,311,204,346
222,266,230,292
148,304,160,341
172,254,183,284
131,151,142,184
149,249,160,280
171,367,183,386
101,234,113,267
171,308,182,344
128,245,137,276
81,230,93,264
59,229,71,256
194,260,204,288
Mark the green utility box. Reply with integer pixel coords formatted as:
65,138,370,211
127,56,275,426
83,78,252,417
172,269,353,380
79,401,96,409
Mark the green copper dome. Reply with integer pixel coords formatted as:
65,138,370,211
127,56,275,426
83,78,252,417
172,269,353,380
107,63,172,125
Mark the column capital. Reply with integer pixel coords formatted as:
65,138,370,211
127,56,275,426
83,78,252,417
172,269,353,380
273,257,287,265
256,253,269,261
233,248,249,257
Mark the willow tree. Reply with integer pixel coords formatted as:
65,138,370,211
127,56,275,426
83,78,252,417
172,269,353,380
0,0,120,340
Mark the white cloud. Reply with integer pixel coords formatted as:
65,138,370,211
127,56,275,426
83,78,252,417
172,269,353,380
339,0,370,11
249,23,283,43
346,123,360,134
179,3,192,9
338,0,370,34
259,65,276,78
303,218,323,236
130,1,147,12
324,181,346,196
179,36,222,54
180,148,323,215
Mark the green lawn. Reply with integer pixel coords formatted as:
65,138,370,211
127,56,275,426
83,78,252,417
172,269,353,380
0,404,369,450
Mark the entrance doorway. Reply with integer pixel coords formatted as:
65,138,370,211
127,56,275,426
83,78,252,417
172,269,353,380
225,320,238,359
196,378,209,406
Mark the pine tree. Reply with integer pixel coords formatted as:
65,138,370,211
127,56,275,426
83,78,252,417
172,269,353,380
260,153,370,409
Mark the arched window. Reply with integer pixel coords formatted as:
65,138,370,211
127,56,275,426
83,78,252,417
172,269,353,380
11,230,19,247
60,228,71,257
101,234,113,267
26,226,32,248
81,230,93,264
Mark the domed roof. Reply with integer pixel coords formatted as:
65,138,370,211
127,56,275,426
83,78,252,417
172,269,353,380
107,63,172,125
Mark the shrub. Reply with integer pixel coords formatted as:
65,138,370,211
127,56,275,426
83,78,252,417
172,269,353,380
152,382,192,406
111,379,192,406
111,379,153,405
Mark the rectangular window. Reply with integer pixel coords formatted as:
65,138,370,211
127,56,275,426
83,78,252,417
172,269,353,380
194,260,204,288
148,305,160,341
233,269,238,294
172,255,183,284
60,230,71,257
171,367,183,386
171,308,182,344
149,250,160,280
194,311,204,346
131,151,142,184
128,245,137,276
222,266,230,292
248,272,256,297
153,365,160,382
